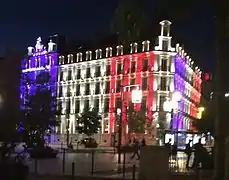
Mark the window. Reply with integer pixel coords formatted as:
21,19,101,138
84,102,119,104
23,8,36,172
46,57,50,66
116,79,122,93
75,100,80,113
129,78,135,91
131,61,136,73
162,40,168,51
141,97,147,111
66,100,71,114
36,59,40,68
104,98,110,113
95,66,101,77
159,96,166,111
77,69,81,79
105,81,110,94
94,99,100,112
130,78,135,85
59,86,63,97
115,98,122,109
106,65,110,76
60,71,64,81
95,82,100,94
76,84,80,96
142,58,148,71
86,68,90,78
142,77,148,90
161,59,167,71
26,60,30,69
85,83,90,95
67,87,71,97
117,63,122,74
160,77,167,91
57,101,62,114
67,70,72,81
84,100,90,111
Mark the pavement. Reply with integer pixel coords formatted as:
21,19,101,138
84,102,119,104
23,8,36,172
28,173,136,180
25,152,139,176
13,143,194,179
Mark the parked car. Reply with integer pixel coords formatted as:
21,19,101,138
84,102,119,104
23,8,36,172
29,146,58,159
80,138,98,148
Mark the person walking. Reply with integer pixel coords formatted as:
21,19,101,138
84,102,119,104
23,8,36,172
131,139,140,160
165,138,172,157
141,138,146,147
185,140,193,169
192,139,204,169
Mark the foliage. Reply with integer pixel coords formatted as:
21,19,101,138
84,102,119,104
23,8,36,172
127,103,146,133
76,109,101,137
20,71,60,148
110,0,149,46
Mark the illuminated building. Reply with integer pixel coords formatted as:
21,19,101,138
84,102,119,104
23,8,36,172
20,20,202,145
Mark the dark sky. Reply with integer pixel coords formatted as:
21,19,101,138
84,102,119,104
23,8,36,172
0,0,214,72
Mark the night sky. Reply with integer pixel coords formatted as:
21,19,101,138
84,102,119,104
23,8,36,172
0,0,214,72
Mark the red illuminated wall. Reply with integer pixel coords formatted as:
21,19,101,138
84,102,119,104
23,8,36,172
134,54,143,112
146,52,154,126
109,52,155,138
189,72,202,131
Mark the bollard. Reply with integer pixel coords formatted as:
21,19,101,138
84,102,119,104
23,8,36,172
122,152,126,177
132,165,136,180
61,142,63,152
71,161,75,180
91,150,95,175
34,159,38,173
62,148,66,173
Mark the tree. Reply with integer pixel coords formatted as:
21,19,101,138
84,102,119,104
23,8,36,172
76,109,101,137
127,103,146,134
20,71,60,148
212,2,229,179
110,0,149,47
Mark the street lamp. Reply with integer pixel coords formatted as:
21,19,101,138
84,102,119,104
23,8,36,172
117,85,142,164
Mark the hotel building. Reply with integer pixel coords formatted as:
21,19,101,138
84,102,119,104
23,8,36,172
20,20,202,145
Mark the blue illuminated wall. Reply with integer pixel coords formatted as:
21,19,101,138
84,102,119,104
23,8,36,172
20,38,58,112
173,54,185,130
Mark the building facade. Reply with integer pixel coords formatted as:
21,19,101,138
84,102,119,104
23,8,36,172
20,20,202,145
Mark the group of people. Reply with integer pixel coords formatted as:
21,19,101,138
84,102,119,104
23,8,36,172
165,138,213,169
185,139,213,169
129,138,146,160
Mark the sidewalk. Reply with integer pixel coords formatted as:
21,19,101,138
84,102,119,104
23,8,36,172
28,173,134,180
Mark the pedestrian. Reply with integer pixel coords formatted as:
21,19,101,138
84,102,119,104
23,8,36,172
185,140,192,169
128,138,132,146
141,138,146,147
165,138,172,156
192,139,203,169
131,139,140,160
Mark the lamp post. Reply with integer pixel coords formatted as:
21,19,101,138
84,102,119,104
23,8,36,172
117,85,142,164
66,115,70,147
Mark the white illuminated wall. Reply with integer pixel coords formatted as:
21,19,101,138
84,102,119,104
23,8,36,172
57,58,108,134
